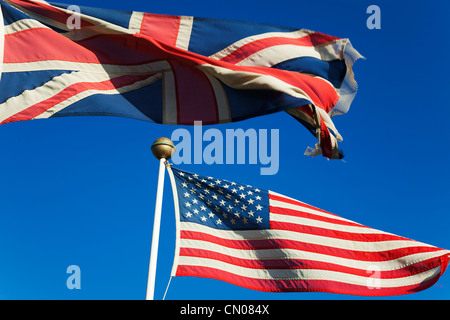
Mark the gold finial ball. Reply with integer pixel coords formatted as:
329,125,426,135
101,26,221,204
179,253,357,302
151,137,175,160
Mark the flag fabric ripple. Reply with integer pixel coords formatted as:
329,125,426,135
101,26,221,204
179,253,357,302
166,166,450,296
0,0,362,158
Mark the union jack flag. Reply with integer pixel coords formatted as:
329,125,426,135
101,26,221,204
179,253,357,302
167,166,450,296
0,0,362,159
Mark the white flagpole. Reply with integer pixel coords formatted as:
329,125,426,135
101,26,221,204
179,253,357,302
145,138,175,300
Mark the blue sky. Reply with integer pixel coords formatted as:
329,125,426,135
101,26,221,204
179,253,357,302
0,0,449,300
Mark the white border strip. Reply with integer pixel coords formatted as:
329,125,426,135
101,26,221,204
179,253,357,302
0,3,5,84
166,164,182,277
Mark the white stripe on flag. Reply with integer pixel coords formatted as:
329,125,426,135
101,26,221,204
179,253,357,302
2,60,172,75
179,237,448,272
175,16,193,51
129,11,145,33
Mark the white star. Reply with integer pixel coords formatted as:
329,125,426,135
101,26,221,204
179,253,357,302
182,182,188,188
201,216,207,221
238,186,245,190
179,172,185,176
226,194,232,200
247,199,254,204
219,199,226,206
209,182,215,188
239,193,246,199
216,219,222,225
193,209,199,214
198,194,205,200
184,192,190,198
241,204,247,211
185,202,191,207
185,212,192,218
256,216,263,223
195,182,201,188
207,176,213,180
255,204,262,211
254,188,260,192
200,205,207,211
204,188,210,194
193,174,199,178
190,188,196,194
212,194,218,200
234,211,240,218
192,199,198,204
247,190,253,195
248,210,254,217
231,182,236,185
215,179,221,184
201,178,207,183
208,212,215,218
227,205,233,212
255,195,262,201
223,184,230,188
218,188,224,194
231,188,237,193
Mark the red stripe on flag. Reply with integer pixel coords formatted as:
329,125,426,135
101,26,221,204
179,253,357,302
140,13,181,46
319,116,333,158
170,59,218,125
175,265,445,296
4,29,166,65
5,28,101,64
270,220,412,242
269,192,336,216
269,203,368,229
218,33,340,64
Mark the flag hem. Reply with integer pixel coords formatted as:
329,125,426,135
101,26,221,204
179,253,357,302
166,163,182,277
329,39,364,118
0,1,4,84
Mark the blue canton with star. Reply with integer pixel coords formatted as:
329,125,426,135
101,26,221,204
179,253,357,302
171,167,270,230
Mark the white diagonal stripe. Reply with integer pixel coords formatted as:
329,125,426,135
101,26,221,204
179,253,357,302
175,16,193,51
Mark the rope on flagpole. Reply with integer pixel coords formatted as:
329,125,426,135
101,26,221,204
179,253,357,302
162,276,173,300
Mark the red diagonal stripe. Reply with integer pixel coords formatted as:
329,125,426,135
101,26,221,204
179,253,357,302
218,32,340,64
0,74,151,125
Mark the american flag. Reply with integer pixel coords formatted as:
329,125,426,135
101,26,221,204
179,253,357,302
0,0,362,159
167,166,450,296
